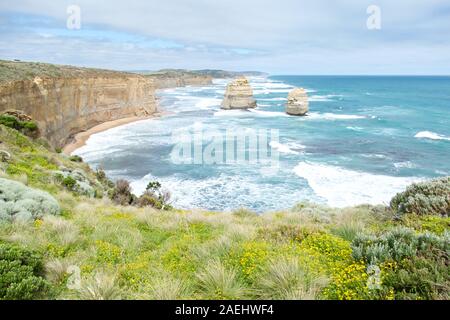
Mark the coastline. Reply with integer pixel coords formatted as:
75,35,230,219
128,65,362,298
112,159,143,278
63,113,164,155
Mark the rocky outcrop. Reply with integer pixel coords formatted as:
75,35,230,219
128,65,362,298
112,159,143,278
286,88,309,116
0,61,157,148
221,77,257,110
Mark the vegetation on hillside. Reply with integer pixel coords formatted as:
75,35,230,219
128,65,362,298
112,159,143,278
0,123,448,300
0,60,137,83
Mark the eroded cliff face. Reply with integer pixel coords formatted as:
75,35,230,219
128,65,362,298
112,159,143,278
153,76,212,89
146,72,213,89
0,74,157,147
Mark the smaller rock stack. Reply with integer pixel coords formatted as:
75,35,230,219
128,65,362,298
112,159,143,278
286,88,309,116
221,77,257,110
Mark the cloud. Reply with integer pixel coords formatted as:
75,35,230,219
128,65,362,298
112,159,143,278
0,0,449,73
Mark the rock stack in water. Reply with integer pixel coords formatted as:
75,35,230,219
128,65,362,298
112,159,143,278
286,88,309,116
221,77,257,110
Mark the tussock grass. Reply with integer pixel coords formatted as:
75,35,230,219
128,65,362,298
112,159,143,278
77,272,122,300
255,258,328,300
196,259,248,300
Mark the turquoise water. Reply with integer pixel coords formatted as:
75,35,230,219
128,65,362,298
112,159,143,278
74,76,450,212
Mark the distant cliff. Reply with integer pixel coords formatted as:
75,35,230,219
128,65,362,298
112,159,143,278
143,69,213,89
139,69,268,89
0,60,157,148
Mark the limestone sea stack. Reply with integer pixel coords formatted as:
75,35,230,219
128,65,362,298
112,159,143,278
286,88,309,116
221,77,257,110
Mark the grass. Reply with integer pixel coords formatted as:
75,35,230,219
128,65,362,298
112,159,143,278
0,124,448,300
0,60,136,82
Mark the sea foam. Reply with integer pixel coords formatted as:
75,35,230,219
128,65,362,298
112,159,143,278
415,131,450,141
306,112,366,120
293,162,419,208
269,141,305,155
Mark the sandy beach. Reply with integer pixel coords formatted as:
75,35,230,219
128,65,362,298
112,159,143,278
63,113,164,155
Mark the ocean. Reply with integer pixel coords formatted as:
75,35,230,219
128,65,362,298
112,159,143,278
74,76,450,212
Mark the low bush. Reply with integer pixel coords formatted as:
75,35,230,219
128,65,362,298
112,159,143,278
69,155,83,163
383,255,449,300
110,179,135,206
136,191,164,209
55,170,95,197
352,227,448,265
0,242,49,299
390,177,450,216
62,176,77,190
0,114,39,138
351,228,449,300
0,177,60,221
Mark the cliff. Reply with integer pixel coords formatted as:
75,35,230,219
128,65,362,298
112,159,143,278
140,69,268,89
144,69,213,89
0,60,157,148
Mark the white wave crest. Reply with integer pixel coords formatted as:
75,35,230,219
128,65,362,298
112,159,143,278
415,131,450,141
248,109,289,117
195,98,221,109
257,97,288,102
270,141,304,155
306,113,366,120
293,162,419,208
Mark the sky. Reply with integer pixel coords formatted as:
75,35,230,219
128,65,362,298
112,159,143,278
0,0,450,74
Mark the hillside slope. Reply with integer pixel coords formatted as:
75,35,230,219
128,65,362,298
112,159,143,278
0,124,448,300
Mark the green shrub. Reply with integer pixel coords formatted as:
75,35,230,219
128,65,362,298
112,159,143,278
146,181,161,192
382,255,449,300
0,115,20,130
96,167,115,189
0,242,49,299
141,181,172,210
0,177,60,221
136,192,163,209
400,214,450,235
390,177,450,216
69,155,83,163
0,115,39,138
54,170,95,197
62,176,77,190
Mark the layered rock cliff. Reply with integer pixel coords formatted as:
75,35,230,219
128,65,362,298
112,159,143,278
286,88,309,116
0,61,157,148
221,77,257,110
145,70,213,89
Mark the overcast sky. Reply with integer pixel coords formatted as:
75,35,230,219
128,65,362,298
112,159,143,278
1,0,449,74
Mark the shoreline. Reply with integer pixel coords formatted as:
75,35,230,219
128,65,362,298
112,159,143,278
62,112,164,155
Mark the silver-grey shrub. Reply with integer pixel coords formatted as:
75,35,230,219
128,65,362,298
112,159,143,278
352,227,449,264
390,177,450,216
0,178,60,221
